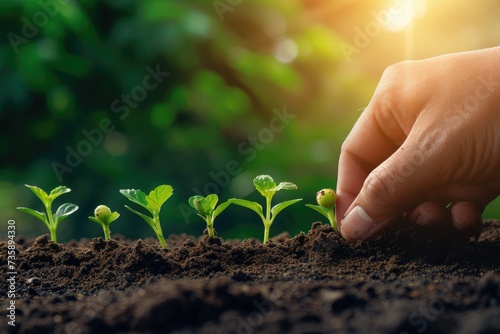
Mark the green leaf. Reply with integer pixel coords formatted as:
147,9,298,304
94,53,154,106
188,195,203,209
146,185,173,214
17,207,48,225
119,189,150,213
88,216,104,227
24,184,49,206
213,200,232,219
229,199,264,220
124,205,155,229
193,197,212,216
48,186,71,201
205,194,218,211
196,213,209,224
305,204,330,220
274,182,298,192
253,175,277,197
54,203,79,225
105,211,120,225
93,211,120,225
189,194,218,216
271,199,302,221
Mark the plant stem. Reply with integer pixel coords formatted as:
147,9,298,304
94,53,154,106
103,225,111,241
207,225,215,237
153,215,167,249
263,223,271,244
45,203,57,242
49,228,57,243
157,234,167,249
265,196,272,224
206,217,215,237
263,196,273,244
327,209,337,232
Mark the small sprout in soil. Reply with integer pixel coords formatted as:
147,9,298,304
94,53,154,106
17,185,79,242
119,185,173,249
88,205,120,240
188,194,232,237
306,188,338,232
229,175,302,244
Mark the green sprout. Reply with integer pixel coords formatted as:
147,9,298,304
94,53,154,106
119,185,173,249
306,188,338,232
17,185,79,242
229,175,302,244
88,205,120,240
188,194,232,237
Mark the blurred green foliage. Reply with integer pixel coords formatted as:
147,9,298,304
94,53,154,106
1,0,499,242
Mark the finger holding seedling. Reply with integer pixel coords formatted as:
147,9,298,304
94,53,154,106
89,205,120,241
306,188,338,232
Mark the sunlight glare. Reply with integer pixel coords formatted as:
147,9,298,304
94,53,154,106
383,0,426,32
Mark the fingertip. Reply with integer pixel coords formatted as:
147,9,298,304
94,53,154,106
335,190,356,233
339,206,375,242
451,201,483,236
409,201,448,227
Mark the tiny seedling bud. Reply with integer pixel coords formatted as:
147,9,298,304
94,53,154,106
306,188,338,233
316,188,337,208
95,205,112,219
89,205,120,241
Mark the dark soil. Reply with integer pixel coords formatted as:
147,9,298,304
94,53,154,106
2,221,500,334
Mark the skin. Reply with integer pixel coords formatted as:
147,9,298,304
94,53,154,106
336,47,500,242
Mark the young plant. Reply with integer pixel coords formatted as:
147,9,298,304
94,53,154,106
306,188,338,232
229,175,302,244
188,194,232,237
119,185,173,249
17,185,79,242
88,205,120,240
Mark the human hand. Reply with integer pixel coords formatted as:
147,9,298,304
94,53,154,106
336,47,500,242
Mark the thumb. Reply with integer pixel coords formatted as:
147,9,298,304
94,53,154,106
339,132,447,241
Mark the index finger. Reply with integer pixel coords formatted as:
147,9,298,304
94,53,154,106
335,100,406,223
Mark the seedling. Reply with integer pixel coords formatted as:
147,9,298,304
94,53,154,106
306,188,338,232
119,185,173,249
88,205,120,240
17,185,79,242
229,175,302,244
188,194,232,237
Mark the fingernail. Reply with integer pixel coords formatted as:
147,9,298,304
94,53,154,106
340,206,375,241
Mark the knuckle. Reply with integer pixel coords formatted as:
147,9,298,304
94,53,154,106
363,165,400,209
382,60,416,80
377,60,417,100
340,137,351,153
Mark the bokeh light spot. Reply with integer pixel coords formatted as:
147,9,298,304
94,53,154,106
273,38,298,63
104,132,128,156
183,11,211,38
150,103,175,130
48,85,75,118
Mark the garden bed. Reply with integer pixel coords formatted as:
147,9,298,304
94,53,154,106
2,221,500,334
